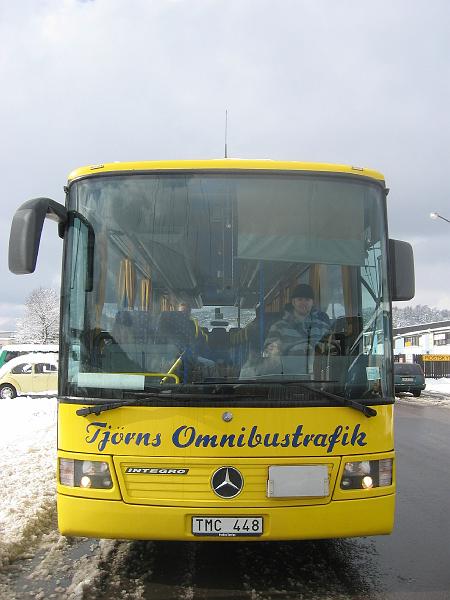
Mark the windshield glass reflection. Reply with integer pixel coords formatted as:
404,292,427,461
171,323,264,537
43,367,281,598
61,173,391,402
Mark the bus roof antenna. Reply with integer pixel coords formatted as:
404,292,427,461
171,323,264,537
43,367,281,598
224,109,228,158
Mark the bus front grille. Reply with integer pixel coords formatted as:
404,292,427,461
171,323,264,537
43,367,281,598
113,456,340,507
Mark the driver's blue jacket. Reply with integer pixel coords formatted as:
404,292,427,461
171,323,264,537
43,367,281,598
264,308,331,355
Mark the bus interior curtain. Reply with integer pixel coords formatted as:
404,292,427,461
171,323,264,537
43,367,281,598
118,258,135,309
341,266,353,330
311,264,333,312
95,230,108,326
309,265,321,305
259,261,265,353
141,277,151,311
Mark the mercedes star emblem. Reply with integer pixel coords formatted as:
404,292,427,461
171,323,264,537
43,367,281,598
211,466,244,499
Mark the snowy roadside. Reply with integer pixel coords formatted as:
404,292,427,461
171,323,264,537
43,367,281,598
395,378,450,407
423,377,450,395
0,396,57,568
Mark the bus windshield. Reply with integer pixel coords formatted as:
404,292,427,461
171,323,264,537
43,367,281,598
61,172,392,402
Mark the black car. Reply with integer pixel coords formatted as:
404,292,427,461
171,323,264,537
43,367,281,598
394,362,426,397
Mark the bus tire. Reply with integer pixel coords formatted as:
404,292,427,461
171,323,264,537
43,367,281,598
0,384,17,399
412,390,421,397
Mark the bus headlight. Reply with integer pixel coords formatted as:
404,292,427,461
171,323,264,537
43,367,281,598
59,458,113,489
340,459,392,490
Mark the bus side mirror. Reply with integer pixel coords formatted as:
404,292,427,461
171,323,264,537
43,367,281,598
389,239,415,301
9,197,67,274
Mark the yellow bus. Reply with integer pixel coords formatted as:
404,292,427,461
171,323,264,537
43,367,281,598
9,160,415,540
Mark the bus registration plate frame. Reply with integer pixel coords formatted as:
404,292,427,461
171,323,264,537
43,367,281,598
192,516,263,537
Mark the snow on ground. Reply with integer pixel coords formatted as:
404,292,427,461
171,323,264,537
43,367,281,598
424,377,450,394
395,378,450,407
0,396,57,568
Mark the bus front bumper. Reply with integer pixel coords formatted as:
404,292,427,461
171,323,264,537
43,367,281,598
57,493,395,540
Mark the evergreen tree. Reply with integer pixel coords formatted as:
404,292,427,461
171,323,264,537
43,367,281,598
393,304,450,328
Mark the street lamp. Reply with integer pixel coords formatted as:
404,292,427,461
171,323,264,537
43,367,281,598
430,212,450,223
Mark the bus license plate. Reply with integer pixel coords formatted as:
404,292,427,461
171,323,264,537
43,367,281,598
192,517,263,537
401,377,414,382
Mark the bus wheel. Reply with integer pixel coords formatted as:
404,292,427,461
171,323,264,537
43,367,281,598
412,390,421,397
0,384,17,399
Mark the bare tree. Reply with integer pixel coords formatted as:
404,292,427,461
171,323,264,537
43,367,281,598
14,288,60,343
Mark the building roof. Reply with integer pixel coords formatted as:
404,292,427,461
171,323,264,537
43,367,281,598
393,320,450,336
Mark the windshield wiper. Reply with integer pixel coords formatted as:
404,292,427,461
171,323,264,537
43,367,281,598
294,384,377,418
76,397,158,416
234,380,377,417
76,389,265,416
75,382,377,418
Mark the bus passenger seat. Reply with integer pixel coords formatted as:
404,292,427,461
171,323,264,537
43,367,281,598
157,311,197,349
207,328,230,364
113,310,158,345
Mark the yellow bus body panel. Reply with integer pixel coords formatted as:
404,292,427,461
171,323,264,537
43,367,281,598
58,403,393,457
67,159,385,183
58,493,394,541
57,403,394,540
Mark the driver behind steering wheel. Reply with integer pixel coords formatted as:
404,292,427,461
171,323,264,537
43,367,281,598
265,284,338,356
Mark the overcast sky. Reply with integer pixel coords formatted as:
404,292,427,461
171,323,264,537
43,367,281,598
1,0,449,330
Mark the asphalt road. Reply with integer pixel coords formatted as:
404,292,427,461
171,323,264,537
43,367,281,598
369,397,450,599
3,397,450,599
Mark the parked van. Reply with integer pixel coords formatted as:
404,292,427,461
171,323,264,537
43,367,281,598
0,344,58,368
0,353,58,398
394,362,426,397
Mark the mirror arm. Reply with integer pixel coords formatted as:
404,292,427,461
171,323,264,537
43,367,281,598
45,200,67,238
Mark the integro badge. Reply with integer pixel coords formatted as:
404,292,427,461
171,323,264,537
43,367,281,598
125,467,189,475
